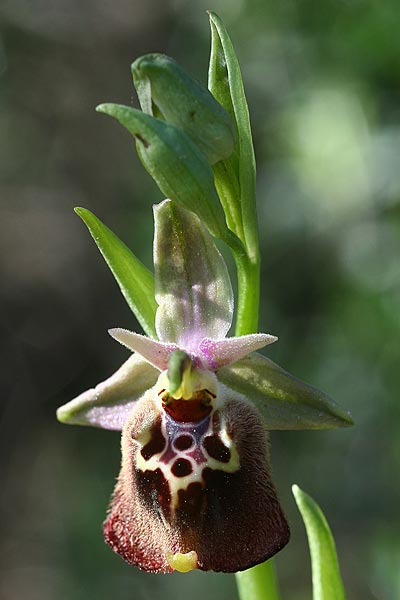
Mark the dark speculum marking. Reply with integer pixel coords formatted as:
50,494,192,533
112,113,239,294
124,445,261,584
203,434,231,463
173,434,194,451
140,419,166,460
177,482,205,521
171,458,193,477
136,467,172,519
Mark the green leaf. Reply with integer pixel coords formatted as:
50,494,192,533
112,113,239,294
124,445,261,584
75,207,157,338
207,13,261,337
217,353,354,429
96,103,234,245
208,11,258,260
132,53,235,165
292,485,346,600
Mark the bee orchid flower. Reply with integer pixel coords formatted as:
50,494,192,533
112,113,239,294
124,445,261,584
57,199,352,573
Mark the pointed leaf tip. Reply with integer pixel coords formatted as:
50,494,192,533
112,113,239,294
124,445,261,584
96,103,113,114
208,11,259,260
293,485,346,600
75,207,157,338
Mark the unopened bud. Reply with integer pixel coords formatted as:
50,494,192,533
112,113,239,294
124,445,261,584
97,103,231,241
132,53,235,165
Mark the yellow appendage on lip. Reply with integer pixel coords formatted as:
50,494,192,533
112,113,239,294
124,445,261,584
167,550,198,572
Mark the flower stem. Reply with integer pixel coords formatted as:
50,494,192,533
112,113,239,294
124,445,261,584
231,185,282,600
234,252,260,336
235,561,281,600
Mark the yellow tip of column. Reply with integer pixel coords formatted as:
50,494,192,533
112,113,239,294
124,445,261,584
167,551,198,573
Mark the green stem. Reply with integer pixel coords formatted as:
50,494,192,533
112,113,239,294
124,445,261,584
233,248,281,600
213,160,246,245
222,229,260,337
231,196,282,600
231,209,282,600
235,561,281,600
234,252,260,336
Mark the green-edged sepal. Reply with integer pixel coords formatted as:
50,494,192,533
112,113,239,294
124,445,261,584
217,353,353,429
57,354,158,430
75,208,157,338
132,53,235,165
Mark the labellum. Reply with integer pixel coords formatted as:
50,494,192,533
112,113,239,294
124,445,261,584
104,353,289,572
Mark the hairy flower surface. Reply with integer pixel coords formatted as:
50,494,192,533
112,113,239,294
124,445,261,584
57,199,352,573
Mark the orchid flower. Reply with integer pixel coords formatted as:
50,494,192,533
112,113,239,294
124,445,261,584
57,199,352,574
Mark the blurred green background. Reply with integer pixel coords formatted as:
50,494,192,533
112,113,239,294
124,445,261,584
1,0,399,598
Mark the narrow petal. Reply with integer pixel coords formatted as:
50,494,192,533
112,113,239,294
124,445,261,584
109,328,178,370
198,333,277,369
153,199,233,351
57,354,159,430
217,353,354,429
